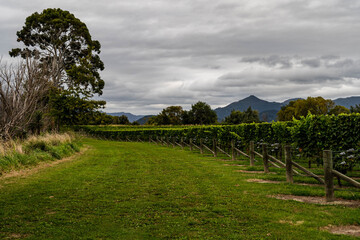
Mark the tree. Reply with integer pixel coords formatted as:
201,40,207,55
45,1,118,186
0,58,50,139
328,105,350,115
277,97,349,121
224,107,260,124
188,101,217,125
49,88,106,127
350,104,360,113
9,8,104,97
149,106,184,125
117,115,130,125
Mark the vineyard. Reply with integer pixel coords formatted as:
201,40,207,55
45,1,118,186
75,113,360,160
74,114,360,200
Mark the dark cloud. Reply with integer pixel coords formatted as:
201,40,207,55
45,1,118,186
301,58,321,68
1,0,360,113
241,55,293,69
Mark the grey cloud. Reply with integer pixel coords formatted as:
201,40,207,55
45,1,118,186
1,0,360,114
301,58,321,68
241,55,293,69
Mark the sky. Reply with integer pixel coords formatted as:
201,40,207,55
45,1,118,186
1,0,360,114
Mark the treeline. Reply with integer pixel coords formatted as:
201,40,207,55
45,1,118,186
141,96,356,125
146,101,260,125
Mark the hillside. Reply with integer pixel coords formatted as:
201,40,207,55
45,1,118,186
334,96,360,109
214,95,283,122
215,95,360,122
107,112,145,122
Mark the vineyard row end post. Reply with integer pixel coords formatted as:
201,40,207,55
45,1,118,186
250,141,255,166
213,138,217,157
200,138,204,154
285,145,293,184
323,150,334,202
231,139,235,161
262,143,270,173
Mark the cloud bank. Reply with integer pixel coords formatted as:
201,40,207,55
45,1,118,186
1,0,360,113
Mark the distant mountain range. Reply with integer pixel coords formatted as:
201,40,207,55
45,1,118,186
215,95,360,122
107,112,145,123
107,95,360,124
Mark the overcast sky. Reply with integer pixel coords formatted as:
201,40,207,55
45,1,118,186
1,0,360,114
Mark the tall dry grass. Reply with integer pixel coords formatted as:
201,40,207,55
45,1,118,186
0,132,75,157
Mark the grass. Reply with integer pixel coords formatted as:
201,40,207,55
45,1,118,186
0,138,360,239
0,132,80,174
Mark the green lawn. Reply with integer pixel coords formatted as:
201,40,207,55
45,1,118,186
0,138,359,239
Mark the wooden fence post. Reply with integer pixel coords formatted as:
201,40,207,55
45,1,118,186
231,139,235,160
190,138,193,151
200,138,204,154
250,141,255,166
323,150,334,202
166,137,170,147
181,137,184,150
262,143,269,173
213,138,217,157
285,145,293,183
278,144,283,161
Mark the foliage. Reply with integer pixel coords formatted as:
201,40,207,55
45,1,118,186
187,101,217,125
116,115,130,125
350,104,360,113
75,114,360,172
9,8,104,97
224,107,260,124
148,106,184,125
277,97,349,121
49,89,106,127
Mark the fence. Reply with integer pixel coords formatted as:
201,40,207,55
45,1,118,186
93,132,360,202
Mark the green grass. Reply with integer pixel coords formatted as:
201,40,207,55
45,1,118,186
0,138,360,239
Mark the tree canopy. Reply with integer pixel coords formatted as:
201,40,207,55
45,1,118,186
187,101,217,125
148,106,184,125
224,107,260,124
277,97,349,121
9,8,104,97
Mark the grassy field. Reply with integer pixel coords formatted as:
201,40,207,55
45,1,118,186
0,138,360,239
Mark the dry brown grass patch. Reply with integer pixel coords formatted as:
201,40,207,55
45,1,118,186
247,179,282,184
322,225,360,237
269,194,360,207
279,220,304,226
235,170,276,174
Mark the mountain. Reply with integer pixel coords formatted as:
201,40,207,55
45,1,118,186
214,95,360,122
136,115,155,125
281,98,303,106
215,95,283,122
107,112,145,123
334,96,360,109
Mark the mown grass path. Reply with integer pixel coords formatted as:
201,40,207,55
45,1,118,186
0,138,359,239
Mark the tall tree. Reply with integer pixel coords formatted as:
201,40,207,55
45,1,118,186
9,8,104,97
188,101,217,125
